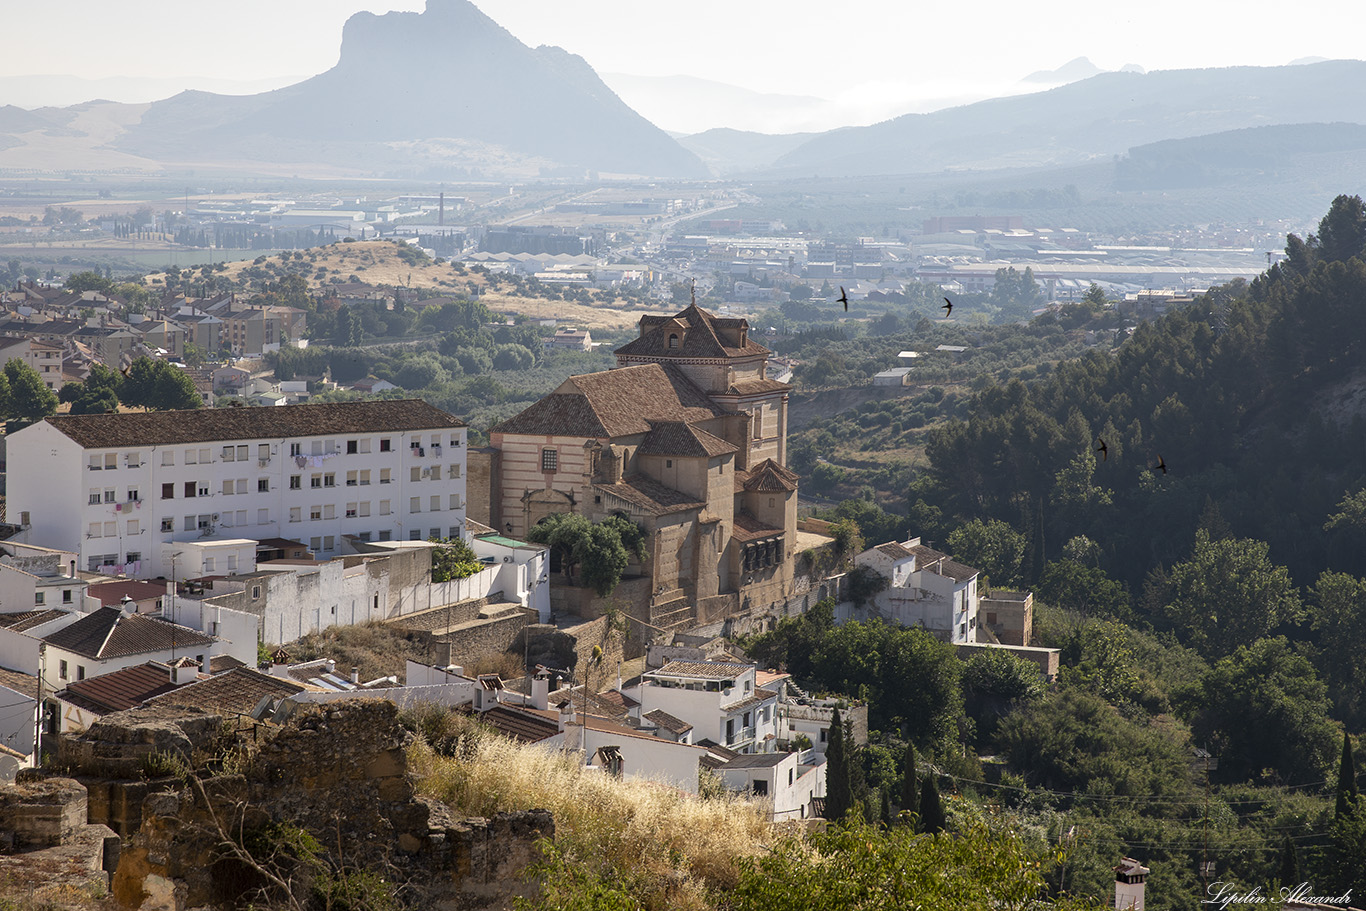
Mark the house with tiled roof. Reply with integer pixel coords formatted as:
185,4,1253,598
481,302,796,631
626,660,782,755
7,399,468,579
49,660,194,735
40,605,225,685
0,666,39,761
853,537,984,643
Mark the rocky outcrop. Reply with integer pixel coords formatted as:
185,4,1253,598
108,699,553,910
0,775,119,905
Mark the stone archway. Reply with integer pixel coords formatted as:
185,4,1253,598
521,488,576,537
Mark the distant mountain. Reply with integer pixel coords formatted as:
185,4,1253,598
1115,121,1366,189
107,0,704,179
1021,57,1106,84
770,61,1366,177
676,128,820,176
600,73,837,135
0,74,305,109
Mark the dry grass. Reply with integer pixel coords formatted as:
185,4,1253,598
409,732,783,910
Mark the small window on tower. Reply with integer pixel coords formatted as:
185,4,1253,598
541,449,558,472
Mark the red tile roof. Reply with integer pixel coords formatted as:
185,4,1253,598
42,606,216,660
594,475,706,516
615,304,770,362
740,459,798,493
56,662,182,715
638,421,737,458
37,399,465,449
146,667,306,718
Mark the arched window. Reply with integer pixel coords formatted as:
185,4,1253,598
668,333,679,349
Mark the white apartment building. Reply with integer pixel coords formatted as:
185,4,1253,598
628,660,781,755
8,400,468,580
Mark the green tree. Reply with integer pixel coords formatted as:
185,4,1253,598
1160,530,1301,657
918,776,946,834
962,649,1046,742
1308,572,1366,727
63,270,115,295
525,513,646,598
3,359,57,422
119,357,202,411
1038,560,1131,619
946,518,1026,588
730,816,1107,911
430,536,483,583
825,708,854,821
1277,835,1300,889
1313,193,1366,265
1337,732,1359,820
1189,636,1338,785
899,742,918,821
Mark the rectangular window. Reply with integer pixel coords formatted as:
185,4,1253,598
59,660,67,680
449,527,460,539
184,516,196,531
34,591,44,605
346,503,358,518
347,440,358,454
228,555,238,572
323,473,335,488
311,441,323,456
323,505,335,520
290,443,302,457
410,497,421,514
541,449,558,472
62,590,73,604
358,502,370,517
290,476,301,490
161,517,174,532
125,451,142,467
126,550,141,564
127,488,139,502
237,510,248,526
290,507,301,523
222,479,235,496
104,453,117,470
378,530,392,541
379,469,391,484
448,463,461,479
184,481,196,498
162,483,175,500
257,508,269,525
346,471,358,486
199,448,211,464
197,514,212,529
234,479,246,495
258,478,270,493
103,521,116,536
429,495,441,512
88,455,101,471
323,536,335,551
185,449,198,465
429,527,440,540
449,494,462,510
311,506,322,521
205,557,215,573
198,483,210,498
258,444,271,460
409,530,422,541
77,666,85,681
222,446,236,461
410,466,422,482
161,450,175,466
310,537,322,551
311,475,322,489
89,489,101,505
127,519,139,535
359,470,371,486
236,444,248,460
380,438,391,452
89,522,101,537
358,439,371,454
379,500,391,516
103,489,116,503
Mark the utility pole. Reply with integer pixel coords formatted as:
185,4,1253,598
33,643,45,768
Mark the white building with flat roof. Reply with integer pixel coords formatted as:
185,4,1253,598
7,400,468,580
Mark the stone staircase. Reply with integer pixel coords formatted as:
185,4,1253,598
650,593,695,636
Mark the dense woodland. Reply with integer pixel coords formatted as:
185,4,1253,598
733,195,1366,910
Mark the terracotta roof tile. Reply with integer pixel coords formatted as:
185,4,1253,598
908,544,979,583
492,364,722,440
35,399,465,449
42,606,216,660
875,541,914,560
643,709,693,734
731,512,785,543
56,662,183,715
146,667,306,717
723,379,792,396
479,703,560,743
616,304,770,362
741,459,798,493
638,421,737,458
0,609,68,632
594,475,706,516
649,661,752,680
0,666,37,696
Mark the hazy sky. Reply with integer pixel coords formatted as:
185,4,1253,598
3,0,1361,130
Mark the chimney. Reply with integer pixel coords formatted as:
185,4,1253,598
558,698,575,732
170,657,198,685
325,659,335,675
531,670,550,711
1114,857,1149,911
350,667,360,685
270,647,291,678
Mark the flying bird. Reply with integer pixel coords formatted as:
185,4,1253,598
1095,439,1108,462
942,297,953,317
1152,454,1167,475
838,286,849,311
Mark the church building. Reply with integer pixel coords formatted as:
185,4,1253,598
476,303,798,627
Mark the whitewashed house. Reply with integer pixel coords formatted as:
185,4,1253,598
6,400,468,578
628,660,782,755
853,538,981,643
713,750,826,821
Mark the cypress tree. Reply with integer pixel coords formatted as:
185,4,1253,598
919,775,946,835
825,708,852,822
900,742,919,823
1336,731,1359,820
1277,835,1300,888
880,788,893,827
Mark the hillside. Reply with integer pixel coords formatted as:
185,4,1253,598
149,240,661,330
768,60,1366,176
